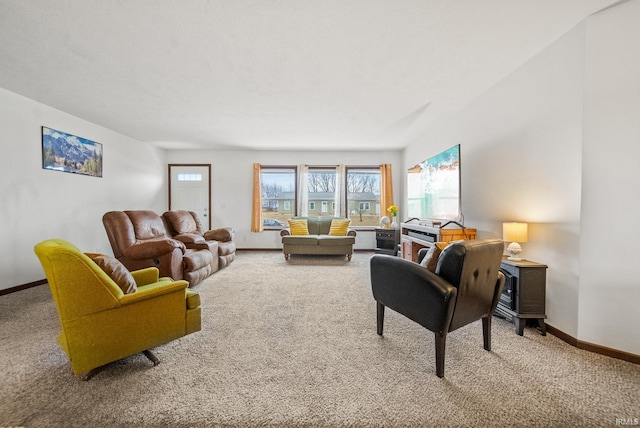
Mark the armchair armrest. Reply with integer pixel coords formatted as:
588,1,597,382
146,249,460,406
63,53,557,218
347,229,356,237
280,229,291,237
171,233,215,252
370,254,457,333
490,271,506,313
173,233,206,244
204,227,234,242
186,242,215,251
131,267,160,286
119,279,189,306
123,239,186,259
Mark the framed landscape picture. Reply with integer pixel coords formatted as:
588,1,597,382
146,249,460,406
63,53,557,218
41,126,103,177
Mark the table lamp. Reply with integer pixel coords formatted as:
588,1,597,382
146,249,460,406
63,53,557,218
503,222,528,261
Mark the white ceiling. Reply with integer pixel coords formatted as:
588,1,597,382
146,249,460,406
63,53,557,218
0,0,620,151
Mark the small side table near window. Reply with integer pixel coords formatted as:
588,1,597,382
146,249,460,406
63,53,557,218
494,258,548,336
375,228,400,256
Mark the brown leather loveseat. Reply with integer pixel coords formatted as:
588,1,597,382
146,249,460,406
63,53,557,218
162,210,236,270
102,210,215,286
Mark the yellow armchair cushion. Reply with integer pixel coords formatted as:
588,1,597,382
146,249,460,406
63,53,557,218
288,219,309,235
328,218,351,236
186,289,201,309
130,267,160,286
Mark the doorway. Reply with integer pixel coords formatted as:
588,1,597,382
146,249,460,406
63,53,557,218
168,164,211,230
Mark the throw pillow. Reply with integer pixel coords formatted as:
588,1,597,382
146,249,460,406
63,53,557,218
328,218,351,236
288,219,309,236
419,242,449,272
87,253,137,294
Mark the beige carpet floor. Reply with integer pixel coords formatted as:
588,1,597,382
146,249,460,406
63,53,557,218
0,250,638,427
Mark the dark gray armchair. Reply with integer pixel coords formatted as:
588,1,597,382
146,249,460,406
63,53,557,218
370,238,505,377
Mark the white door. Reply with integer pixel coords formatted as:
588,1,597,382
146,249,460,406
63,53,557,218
169,164,211,230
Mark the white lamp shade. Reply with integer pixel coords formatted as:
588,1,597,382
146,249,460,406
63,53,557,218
503,222,528,243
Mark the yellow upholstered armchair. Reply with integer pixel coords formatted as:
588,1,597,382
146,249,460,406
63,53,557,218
34,239,201,378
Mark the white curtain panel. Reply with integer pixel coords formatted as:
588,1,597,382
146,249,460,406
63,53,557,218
298,164,309,217
334,164,345,217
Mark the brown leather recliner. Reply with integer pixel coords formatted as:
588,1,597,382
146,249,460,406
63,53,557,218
102,210,214,287
370,238,506,377
163,210,236,269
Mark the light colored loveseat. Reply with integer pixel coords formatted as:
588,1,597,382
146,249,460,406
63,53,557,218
280,217,356,261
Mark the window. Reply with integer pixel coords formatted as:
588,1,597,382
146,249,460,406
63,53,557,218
177,173,202,181
307,167,337,217
260,166,296,229
254,164,384,230
346,167,382,227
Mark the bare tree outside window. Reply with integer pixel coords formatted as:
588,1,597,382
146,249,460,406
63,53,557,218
261,182,281,212
308,172,336,192
307,168,336,216
347,174,376,193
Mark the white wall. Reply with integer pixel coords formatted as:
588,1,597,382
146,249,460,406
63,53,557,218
0,88,167,290
166,150,402,250
403,22,585,338
579,1,640,355
402,2,640,355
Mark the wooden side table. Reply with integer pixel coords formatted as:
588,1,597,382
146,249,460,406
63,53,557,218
494,259,548,336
